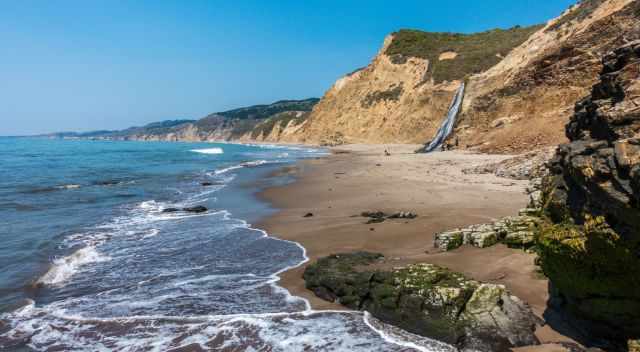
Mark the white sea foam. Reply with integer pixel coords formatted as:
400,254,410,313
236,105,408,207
2,148,451,352
2,306,449,351
37,246,110,286
56,184,81,190
190,147,223,155
212,160,272,175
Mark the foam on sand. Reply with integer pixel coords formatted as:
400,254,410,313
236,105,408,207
190,147,224,155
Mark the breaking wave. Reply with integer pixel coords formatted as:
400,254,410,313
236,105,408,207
190,147,224,155
211,159,273,175
37,246,111,286
0,141,450,351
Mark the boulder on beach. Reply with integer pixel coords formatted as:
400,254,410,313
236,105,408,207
303,252,540,352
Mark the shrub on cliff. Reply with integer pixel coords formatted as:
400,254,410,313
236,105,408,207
385,25,541,83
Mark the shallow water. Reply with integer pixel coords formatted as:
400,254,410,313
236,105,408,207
0,138,453,351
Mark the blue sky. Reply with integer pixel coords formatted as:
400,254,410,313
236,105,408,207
0,0,577,136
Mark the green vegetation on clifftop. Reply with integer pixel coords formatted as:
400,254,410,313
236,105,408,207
385,25,542,83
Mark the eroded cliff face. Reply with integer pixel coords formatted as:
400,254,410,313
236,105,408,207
293,36,460,145
538,40,640,346
284,0,639,151
458,0,639,153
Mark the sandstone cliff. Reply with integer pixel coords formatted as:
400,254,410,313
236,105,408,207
287,0,639,151
292,26,539,145
49,0,640,152
460,0,639,153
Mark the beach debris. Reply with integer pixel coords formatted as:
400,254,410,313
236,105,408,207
361,211,417,224
303,212,314,218
388,211,417,219
361,211,387,224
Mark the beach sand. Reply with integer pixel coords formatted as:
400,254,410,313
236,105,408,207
257,144,574,346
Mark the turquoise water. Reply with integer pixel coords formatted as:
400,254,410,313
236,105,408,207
0,138,451,351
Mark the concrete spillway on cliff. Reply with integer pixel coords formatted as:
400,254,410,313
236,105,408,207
418,83,465,153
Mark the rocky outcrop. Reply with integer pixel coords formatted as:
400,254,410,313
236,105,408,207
462,147,555,180
303,252,540,352
434,209,541,251
538,41,640,345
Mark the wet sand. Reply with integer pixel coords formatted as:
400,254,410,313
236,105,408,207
257,144,574,346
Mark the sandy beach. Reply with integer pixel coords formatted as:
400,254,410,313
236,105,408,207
258,144,573,346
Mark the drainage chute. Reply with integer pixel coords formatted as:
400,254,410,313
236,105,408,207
418,83,465,153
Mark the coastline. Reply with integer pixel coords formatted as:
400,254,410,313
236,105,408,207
257,144,575,346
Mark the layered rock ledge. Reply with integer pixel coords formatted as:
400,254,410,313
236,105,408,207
538,41,640,346
434,209,541,251
303,252,540,352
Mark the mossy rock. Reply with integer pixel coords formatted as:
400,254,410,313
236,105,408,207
303,252,539,351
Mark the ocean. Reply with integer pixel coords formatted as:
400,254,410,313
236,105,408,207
0,137,453,351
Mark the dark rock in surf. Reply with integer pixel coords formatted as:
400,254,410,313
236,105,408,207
93,180,121,186
183,206,208,213
303,212,314,218
162,206,208,213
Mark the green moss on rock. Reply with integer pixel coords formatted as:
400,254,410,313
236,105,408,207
303,252,539,351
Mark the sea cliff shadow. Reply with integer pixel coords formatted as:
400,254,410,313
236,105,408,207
542,282,628,352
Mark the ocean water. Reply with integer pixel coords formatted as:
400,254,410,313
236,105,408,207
0,138,453,351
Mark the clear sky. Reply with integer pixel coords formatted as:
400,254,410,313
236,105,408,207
0,0,577,136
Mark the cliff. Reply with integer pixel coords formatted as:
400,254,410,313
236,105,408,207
291,26,540,145
286,0,639,151
459,0,639,153
538,40,640,348
49,99,318,143
48,0,639,151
